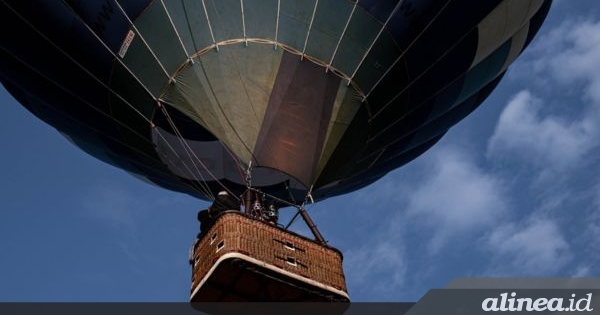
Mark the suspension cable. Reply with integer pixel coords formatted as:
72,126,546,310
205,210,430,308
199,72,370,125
159,0,193,62
112,0,171,78
274,0,280,49
200,0,218,50
221,144,246,188
59,0,228,199
0,49,190,183
301,0,319,60
348,0,406,83
245,187,297,208
157,102,216,201
327,0,358,72
240,0,247,46
94,0,250,200
159,102,245,201
284,180,298,205
6,0,220,199
364,0,453,103
157,100,247,192
0,43,211,197
194,1,262,158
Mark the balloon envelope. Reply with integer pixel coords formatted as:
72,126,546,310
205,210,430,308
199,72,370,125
0,0,552,204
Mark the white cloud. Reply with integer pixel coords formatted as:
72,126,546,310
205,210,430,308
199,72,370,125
336,178,409,300
340,146,508,299
492,20,600,173
341,16,600,300
485,19,600,277
534,20,600,104
344,239,406,299
488,90,594,171
484,218,571,274
341,18,600,298
404,147,507,253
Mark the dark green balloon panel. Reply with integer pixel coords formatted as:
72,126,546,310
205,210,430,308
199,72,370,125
0,0,552,204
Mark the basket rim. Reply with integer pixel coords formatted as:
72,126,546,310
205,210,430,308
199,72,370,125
190,251,350,301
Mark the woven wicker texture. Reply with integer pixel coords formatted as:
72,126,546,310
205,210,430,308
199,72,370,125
191,211,347,293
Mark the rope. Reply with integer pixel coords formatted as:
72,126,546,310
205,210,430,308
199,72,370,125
274,0,281,49
301,0,320,60
159,101,246,201
180,0,200,53
357,45,505,165
113,0,172,79
246,187,299,209
327,0,358,72
159,0,193,62
7,0,221,199
366,5,490,142
220,144,246,188
0,50,189,183
201,0,218,51
284,202,317,232
285,181,298,205
56,1,157,100
152,130,217,197
192,57,258,164
58,1,216,198
197,0,263,139
364,0,454,102
157,102,217,201
360,63,502,165
348,0,406,84
284,211,301,230
178,0,262,167
159,1,257,196
0,46,209,199
72,0,245,200
169,37,364,97
5,0,150,133
242,184,315,232
240,0,247,46
281,184,316,231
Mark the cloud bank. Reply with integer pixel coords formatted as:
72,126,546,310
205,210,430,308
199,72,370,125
342,15,600,301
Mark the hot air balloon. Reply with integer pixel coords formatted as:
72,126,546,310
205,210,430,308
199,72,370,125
0,0,552,302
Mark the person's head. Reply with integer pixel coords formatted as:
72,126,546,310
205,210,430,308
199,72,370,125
218,191,228,196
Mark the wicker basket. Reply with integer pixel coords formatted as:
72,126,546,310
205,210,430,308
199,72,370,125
190,211,349,302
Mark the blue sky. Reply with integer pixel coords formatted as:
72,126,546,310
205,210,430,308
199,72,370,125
1,1,600,302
